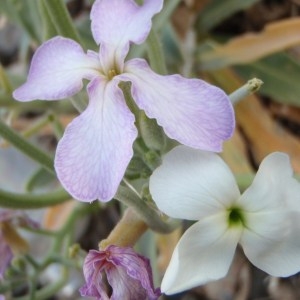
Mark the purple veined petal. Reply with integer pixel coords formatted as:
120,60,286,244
161,213,241,295
121,58,235,152
80,250,108,298
13,36,101,101
240,211,300,277
91,0,163,65
106,245,161,300
149,146,240,220
54,77,138,202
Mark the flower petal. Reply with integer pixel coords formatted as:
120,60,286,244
240,211,300,277
80,250,107,298
106,246,161,300
149,146,240,220
92,0,163,73
91,0,162,56
161,213,241,295
54,78,137,202
121,58,235,152
237,152,300,212
13,36,100,101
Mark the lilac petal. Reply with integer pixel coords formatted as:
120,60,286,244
121,59,235,152
80,250,108,298
13,36,101,101
55,78,137,202
106,245,161,300
91,0,162,65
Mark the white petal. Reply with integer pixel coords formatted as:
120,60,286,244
241,211,300,277
238,152,300,211
162,213,241,295
55,78,137,202
149,146,240,220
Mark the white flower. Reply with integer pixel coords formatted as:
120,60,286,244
149,145,300,295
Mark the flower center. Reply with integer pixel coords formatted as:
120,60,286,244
227,207,246,227
107,69,117,80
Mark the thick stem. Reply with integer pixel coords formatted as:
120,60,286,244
0,189,70,209
99,208,148,249
115,184,180,234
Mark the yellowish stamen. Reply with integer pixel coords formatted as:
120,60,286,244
107,69,117,80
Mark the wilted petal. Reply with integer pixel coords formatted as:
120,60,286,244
0,210,38,229
240,211,300,277
238,152,300,211
0,233,13,279
91,0,162,63
161,213,241,295
55,78,137,202
121,59,234,152
149,146,240,220
80,246,160,300
80,250,108,298
13,37,100,101
106,246,160,300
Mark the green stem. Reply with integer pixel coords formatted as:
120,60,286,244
38,0,59,40
15,270,68,300
0,119,54,173
229,78,263,105
22,114,51,139
0,63,13,94
146,29,167,75
0,188,70,209
115,184,179,234
43,0,81,44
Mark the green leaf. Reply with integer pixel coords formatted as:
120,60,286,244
0,0,41,43
235,52,300,107
195,0,261,31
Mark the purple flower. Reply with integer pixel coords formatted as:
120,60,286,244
13,0,235,202
79,245,161,300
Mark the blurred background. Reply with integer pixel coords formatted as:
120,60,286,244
1,0,300,299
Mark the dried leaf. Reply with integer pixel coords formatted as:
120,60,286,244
207,68,300,173
199,18,300,70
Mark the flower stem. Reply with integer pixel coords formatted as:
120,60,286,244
115,184,180,234
0,188,70,209
38,0,59,40
229,78,263,104
0,119,54,173
99,207,148,249
42,0,81,44
146,29,167,75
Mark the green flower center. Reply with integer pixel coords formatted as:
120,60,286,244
227,207,246,227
